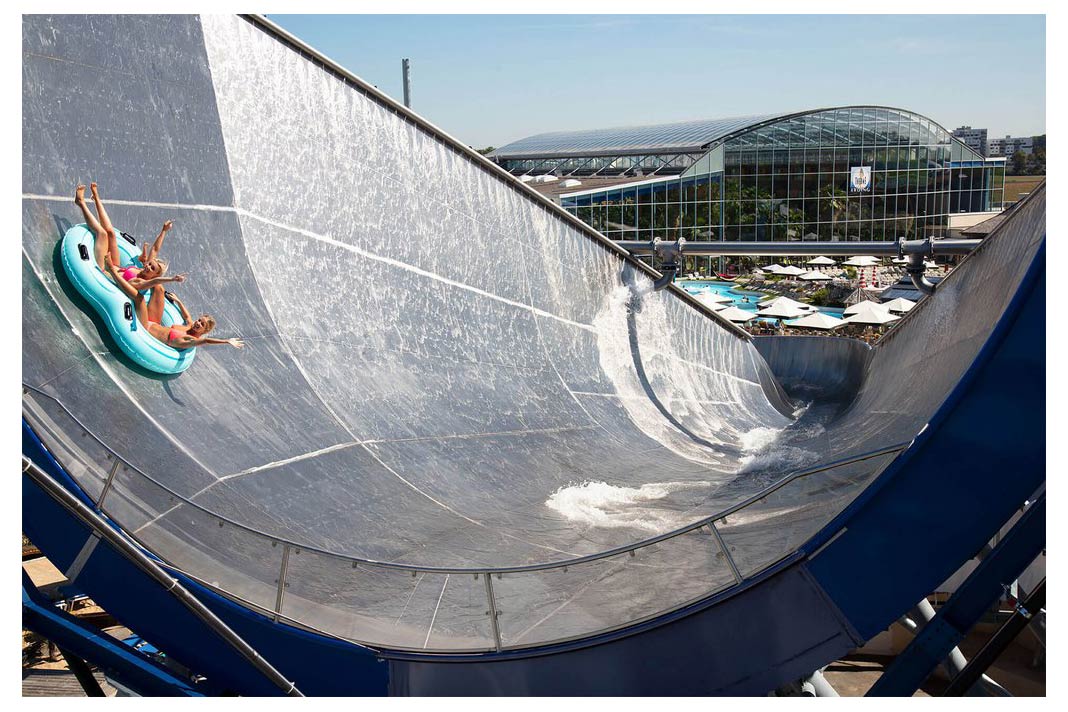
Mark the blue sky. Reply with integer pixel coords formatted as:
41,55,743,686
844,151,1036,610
272,14,1046,149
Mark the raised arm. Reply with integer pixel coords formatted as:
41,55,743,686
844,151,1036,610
147,220,173,261
164,291,192,323
173,335,245,349
132,273,186,291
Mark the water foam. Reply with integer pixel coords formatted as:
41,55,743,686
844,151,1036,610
736,420,821,474
546,480,711,533
737,426,780,453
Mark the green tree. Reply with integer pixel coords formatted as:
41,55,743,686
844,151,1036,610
808,288,830,307
1011,150,1028,175
819,183,847,238
475,146,496,156
1028,145,1045,175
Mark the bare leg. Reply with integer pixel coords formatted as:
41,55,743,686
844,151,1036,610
75,185,109,271
106,258,150,327
89,183,121,266
147,285,166,324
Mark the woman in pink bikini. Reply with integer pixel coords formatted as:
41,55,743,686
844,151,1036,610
104,255,244,351
74,183,185,291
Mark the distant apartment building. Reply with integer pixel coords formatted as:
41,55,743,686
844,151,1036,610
952,126,988,156
988,135,1034,157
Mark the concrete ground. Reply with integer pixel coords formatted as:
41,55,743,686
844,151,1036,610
824,628,1045,697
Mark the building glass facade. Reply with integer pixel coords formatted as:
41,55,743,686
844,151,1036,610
499,108,1005,244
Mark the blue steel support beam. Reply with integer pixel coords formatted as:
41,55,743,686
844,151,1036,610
22,571,202,696
866,494,1045,697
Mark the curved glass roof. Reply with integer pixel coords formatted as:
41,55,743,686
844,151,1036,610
493,113,785,159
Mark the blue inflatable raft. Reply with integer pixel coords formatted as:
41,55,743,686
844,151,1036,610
60,224,196,374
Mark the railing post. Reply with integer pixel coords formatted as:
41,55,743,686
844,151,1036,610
274,545,291,622
709,522,743,584
484,573,503,652
96,458,122,508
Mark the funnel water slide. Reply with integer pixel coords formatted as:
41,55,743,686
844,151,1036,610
23,14,1044,693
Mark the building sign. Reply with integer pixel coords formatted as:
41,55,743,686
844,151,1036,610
850,166,872,192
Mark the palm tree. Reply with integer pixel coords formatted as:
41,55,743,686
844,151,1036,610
820,183,848,238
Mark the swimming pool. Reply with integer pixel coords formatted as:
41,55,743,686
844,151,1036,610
681,280,845,321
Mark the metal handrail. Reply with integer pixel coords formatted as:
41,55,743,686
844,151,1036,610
24,383,908,653
22,382,909,576
617,239,981,257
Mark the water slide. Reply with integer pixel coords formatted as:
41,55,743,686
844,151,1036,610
23,15,1045,695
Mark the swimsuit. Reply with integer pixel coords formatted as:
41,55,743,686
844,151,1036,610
121,267,139,281
147,320,182,344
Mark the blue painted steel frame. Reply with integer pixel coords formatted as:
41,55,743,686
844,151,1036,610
22,570,202,696
866,494,1045,696
806,243,1045,640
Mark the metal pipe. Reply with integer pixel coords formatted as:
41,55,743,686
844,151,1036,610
908,598,1010,696
906,252,938,295
651,237,684,291
616,238,980,257
401,58,411,108
943,580,1045,696
805,669,839,697
22,456,304,697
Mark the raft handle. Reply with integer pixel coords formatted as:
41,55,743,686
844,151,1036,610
120,231,137,246
123,303,133,321
77,244,90,261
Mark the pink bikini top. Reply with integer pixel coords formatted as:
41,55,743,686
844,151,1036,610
121,267,139,281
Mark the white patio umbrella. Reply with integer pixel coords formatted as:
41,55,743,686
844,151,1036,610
778,265,805,276
694,291,733,308
752,268,766,276
842,255,880,267
844,299,889,316
806,256,836,266
764,263,786,273
758,302,810,320
758,296,816,312
883,297,916,314
799,270,832,281
843,302,900,325
717,306,756,323
786,312,846,330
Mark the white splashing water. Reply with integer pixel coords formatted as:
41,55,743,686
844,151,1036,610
736,417,822,475
591,277,789,468
546,480,712,533
738,426,780,453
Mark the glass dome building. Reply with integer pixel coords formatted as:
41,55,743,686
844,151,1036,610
492,107,1005,245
